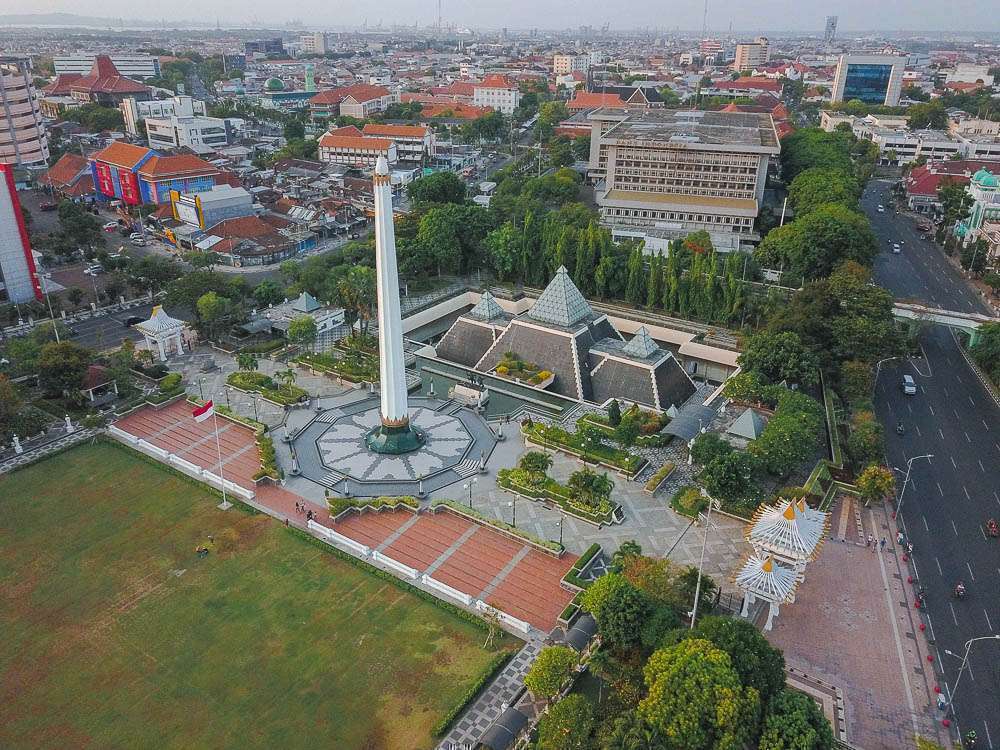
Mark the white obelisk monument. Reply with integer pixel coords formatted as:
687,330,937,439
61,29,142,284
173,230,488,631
366,155,423,453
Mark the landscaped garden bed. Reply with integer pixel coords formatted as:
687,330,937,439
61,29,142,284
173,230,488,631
644,462,677,493
431,499,565,554
521,419,646,477
493,351,553,387
296,350,379,383
496,453,622,526
227,371,308,405
327,495,420,518
670,485,709,520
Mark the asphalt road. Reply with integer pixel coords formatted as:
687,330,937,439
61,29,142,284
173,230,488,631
863,180,1000,746
66,302,159,351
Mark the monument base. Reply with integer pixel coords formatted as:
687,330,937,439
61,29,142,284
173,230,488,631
365,420,426,455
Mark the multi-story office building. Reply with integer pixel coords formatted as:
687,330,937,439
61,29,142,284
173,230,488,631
120,95,207,136
361,124,434,163
589,108,780,242
553,54,589,76
824,16,838,43
300,33,329,55
472,74,521,114
245,39,286,56
0,57,48,168
0,163,42,303
317,132,397,167
145,114,234,152
54,54,160,79
831,54,905,106
733,37,769,72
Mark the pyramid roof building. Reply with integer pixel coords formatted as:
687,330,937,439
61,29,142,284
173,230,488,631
728,407,767,440
622,326,659,359
526,266,596,329
292,291,321,312
467,290,507,322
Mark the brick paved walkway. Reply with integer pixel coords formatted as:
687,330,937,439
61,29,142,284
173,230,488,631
766,495,946,750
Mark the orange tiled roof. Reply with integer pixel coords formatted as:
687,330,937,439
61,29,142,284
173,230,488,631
318,134,392,150
477,74,517,90
92,141,151,169
69,55,150,95
41,153,90,187
328,125,363,137
137,154,219,179
362,123,428,138
310,83,390,106
210,216,276,239
567,91,626,110
43,73,82,96
418,102,492,119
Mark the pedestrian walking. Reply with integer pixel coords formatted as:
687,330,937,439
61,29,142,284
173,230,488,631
284,518,289,527
867,534,873,548
880,537,887,550
871,539,876,554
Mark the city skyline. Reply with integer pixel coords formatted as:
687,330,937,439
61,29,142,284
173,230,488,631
5,0,1000,34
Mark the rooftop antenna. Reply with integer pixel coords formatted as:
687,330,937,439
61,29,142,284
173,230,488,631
438,0,442,31
701,0,709,38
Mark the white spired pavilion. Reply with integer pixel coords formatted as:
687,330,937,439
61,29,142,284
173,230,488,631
735,553,803,631
135,305,185,361
745,497,830,570
365,156,425,454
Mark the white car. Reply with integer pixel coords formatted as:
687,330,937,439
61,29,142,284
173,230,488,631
877,205,885,213
901,374,917,395
84,264,104,276
892,243,901,254
102,221,119,232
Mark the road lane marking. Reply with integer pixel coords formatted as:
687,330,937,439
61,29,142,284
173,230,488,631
965,432,972,443
923,515,929,531
955,409,962,420
929,404,935,415
987,610,994,633
938,482,944,497
915,424,922,437
984,420,990,430
952,519,959,535
964,485,971,500
967,562,976,581
983,526,988,541
908,402,913,414
951,455,958,469
950,602,959,626
979,459,986,473
944,386,950,397
984,720,993,750
941,428,946,440
935,556,943,575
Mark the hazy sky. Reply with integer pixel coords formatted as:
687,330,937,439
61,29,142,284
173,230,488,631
10,0,1000,33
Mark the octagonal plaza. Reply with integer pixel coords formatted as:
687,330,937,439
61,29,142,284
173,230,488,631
288,395,498,496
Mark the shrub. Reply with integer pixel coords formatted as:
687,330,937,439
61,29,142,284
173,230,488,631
525,646,578,700
159,372,182,391
670,485,708,519
644,463,676,492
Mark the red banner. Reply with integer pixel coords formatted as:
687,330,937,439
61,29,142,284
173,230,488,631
94,161,115,197
118,168,140,205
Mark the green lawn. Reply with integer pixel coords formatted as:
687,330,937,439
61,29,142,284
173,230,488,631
0,443,511,750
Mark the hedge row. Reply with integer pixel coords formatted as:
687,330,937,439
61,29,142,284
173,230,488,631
327,495,419,517
431,651,513,737
644,462,676,492
495,469,616,525
522,421,645,475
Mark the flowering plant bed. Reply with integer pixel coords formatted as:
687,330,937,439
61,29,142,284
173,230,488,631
493,351,553,387
644,463,677,493
226,371,308,405
295,351,379,383
522,421,646,476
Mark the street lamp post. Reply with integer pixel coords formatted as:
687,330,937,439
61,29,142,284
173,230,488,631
508,497,517,527
873,356,900,396
690,488,718,629
945,635,1000,708
463,477,477,508
894,453,933,517
557,514,564,547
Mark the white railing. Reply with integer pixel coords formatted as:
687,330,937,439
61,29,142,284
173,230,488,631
308,520,373,556
372,550,419,579
422,574,473,605
475,599,530,634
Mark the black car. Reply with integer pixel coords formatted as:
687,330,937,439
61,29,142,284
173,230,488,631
123,316,144,327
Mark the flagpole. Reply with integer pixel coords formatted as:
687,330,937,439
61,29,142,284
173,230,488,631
213,410,231,510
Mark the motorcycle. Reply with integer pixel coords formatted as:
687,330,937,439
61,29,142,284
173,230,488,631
986,518,999,538
953,584,966,600
896,421,905,435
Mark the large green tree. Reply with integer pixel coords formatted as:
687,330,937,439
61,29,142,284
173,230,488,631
970,322,1000,386
537,694,595,750
758,689,835,750
754,203,878,282
407,171,467,205
524,645,578,700
738,331,820,386
37,340,91,397
787,166,861,215
639,638,760,750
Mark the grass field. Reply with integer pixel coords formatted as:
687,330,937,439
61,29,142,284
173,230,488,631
0,442,513,750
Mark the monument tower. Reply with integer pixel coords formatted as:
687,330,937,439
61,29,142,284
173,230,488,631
365,156,425,453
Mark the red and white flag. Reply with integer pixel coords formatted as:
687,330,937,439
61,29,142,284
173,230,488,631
192,400,215,423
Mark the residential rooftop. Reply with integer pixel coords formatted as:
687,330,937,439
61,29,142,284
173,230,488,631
601,108,780,151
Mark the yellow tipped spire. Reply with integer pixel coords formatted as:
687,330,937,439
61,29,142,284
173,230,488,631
797,499,807,513
762,555,774,573
782,501,797,520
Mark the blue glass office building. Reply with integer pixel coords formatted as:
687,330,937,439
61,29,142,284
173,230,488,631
843,63,895,104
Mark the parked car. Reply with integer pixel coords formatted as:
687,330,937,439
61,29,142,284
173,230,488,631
901,374,917,395
102,221,119,232
123,316,144,327
39,201,58,212
892,243,901,254
877,205,885,213
84,264,104,276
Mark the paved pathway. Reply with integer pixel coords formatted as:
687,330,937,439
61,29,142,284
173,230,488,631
0,427,99,475
766,495,947,750
437,640,541,750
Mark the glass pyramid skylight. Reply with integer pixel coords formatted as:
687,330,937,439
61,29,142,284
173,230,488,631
527,266,594,328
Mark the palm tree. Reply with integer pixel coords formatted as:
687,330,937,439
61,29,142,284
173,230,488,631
237,353,258,373
277,367,296,395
